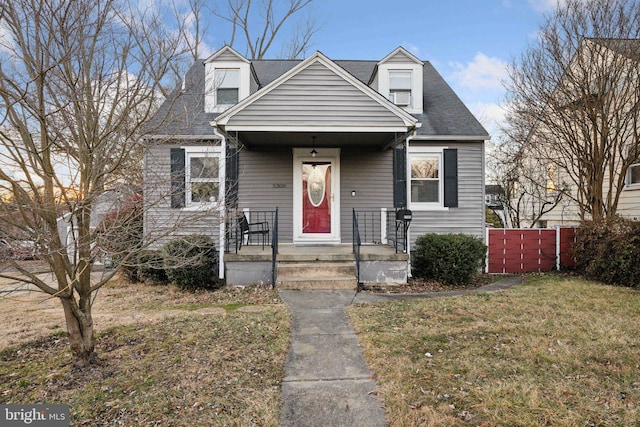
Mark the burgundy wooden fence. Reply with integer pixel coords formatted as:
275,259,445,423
487,227,576,274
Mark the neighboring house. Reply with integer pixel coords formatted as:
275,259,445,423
57,186,140,264
143,46,489,287
485,184,504,210
514,38,640,228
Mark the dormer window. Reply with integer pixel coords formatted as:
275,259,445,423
216,69,240,105
204,46,251,113
376,47,424,114
389,70,412,106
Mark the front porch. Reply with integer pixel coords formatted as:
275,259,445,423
224,244,409,289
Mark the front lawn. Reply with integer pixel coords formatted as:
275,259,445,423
347,275,640,426
0,281,290,426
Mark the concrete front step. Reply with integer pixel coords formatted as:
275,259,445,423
276,259,357,290
278,262,355,278
277,276,358,290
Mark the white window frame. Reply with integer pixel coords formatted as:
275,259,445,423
377,63,423,114
215,68,240,106
183,146,222,210
626,163,640,189
388,70,412,107
204,61,251,113
408,147,447,211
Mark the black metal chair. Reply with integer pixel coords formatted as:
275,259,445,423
239,214,270,249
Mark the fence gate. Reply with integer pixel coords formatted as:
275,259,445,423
487,228,576,274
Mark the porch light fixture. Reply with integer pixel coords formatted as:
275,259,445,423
310,136,317,157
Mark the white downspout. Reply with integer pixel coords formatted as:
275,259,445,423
214,127,226,280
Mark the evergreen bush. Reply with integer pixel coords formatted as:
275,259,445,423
412,233,487,286
163,235,222,291
137,250,169,284
573,217,640,288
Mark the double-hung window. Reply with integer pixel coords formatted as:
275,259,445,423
216,69,240,106
389,70,412,107
186,149,220,207
410,151,441,206
546,162,559,194
627,163,640,187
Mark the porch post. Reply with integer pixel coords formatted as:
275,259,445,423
381,208,388,244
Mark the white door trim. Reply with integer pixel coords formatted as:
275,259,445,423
292,147,341,244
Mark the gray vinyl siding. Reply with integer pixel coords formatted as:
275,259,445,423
213,50,244,62
383,51,417,64
236,148,294,243
226,62,407,128
235,147,392,244
340,148,394,244
408,141,485,248
143,143,222,249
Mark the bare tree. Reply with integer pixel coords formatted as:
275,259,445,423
213,0,319,59
0,0,189,367
503,0,640,222
490,138,566,227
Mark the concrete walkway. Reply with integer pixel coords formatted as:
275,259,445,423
278,276,523,427
279,290,387,427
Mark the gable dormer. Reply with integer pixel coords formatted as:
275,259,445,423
204,46,251,113
376,46,424,114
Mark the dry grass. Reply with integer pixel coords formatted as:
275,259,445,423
347,275,640,426
0,278,290,426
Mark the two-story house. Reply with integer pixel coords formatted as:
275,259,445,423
143,46,489,288
511,38,640,228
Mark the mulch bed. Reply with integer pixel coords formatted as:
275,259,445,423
361,274,497,294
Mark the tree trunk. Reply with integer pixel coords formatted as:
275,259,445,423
61,298,96,368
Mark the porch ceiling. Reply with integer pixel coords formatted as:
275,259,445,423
232,131,401,150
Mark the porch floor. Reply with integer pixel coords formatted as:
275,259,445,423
225,244,408,262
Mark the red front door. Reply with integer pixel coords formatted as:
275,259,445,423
302,162,331,234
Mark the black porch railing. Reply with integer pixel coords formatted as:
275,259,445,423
271,208,278,288
352,208,409,253
352,209,362,289
225,209,278,254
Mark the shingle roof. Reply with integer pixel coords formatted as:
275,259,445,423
588,37,640,60
146,54,488,139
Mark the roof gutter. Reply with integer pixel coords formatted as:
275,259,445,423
409,134,491,141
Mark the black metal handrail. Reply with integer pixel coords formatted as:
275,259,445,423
271,208,278,288
352,209,362,290
352,208,409,253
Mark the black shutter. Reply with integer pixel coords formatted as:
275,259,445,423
393,144,407,208
225,143,239,209
170,148,185,209
443,148,458,208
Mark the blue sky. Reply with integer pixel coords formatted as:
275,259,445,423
307,0,552,134
193,0,559,136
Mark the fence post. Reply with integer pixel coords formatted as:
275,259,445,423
555,226,561,271
485,227,490,273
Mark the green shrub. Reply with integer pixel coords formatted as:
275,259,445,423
574,217,640,288
163,235,222,291
412,233,487,286
137,250,169,284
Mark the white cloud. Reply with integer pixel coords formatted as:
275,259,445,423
0,21,15,55
450,53,508,91
527,0,561,12
470,102,507,136
526,0,587,13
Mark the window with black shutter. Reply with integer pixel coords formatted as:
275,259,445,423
443,148,458,208
170,148,185,209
